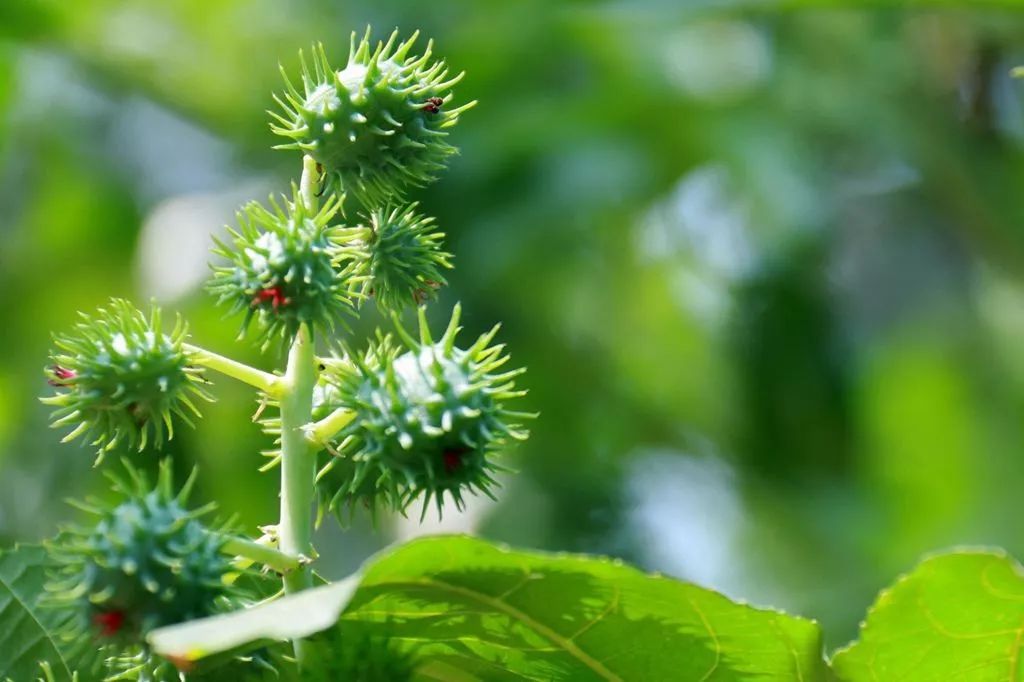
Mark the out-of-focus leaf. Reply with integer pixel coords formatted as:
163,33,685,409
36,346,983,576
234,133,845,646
344,535,827,681
147,573,361,662
0,545,94,682
832,551,1024,680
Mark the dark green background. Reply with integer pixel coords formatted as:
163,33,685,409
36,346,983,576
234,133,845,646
3,0,1024,649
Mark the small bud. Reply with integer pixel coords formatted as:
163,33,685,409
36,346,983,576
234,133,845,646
338,203,452,312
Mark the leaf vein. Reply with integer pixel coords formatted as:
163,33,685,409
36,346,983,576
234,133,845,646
381,577,624,681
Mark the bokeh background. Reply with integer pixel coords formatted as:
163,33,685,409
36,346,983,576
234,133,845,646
3,0,1024,651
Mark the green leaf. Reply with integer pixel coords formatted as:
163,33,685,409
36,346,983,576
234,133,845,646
345,535,826,682
150,535,825,679
147,573,362,662
832,550,1024,681
0,545,83,682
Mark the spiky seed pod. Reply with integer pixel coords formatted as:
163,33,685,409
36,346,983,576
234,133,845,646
313,338,416,521
208,189,357,346
317,304,533,520
339,203,452,312
271,30,474,206
249,352,391,518
312,345,401,521
41,299,210,457
47,460,246,649
252,349,423,523
301,623,417,682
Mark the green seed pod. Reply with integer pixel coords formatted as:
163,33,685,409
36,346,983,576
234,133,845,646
47,460,245,648
318,304,533,519
340,203,452,312
248,353,385,518
41,299,210,457
271,29,474,206
303,623,416,682
208,188,355,346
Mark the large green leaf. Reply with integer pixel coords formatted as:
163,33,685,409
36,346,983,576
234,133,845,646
344,535,826,682
0,545,82,682
832,550,1024,681
150,535,825,680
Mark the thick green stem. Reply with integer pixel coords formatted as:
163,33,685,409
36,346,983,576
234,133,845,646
278,324,318,663
272,155,324,665
183,343,282,396
220,535,302,574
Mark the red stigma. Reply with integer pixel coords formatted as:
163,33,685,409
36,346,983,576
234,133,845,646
443,449,465,474
253,286,289,310
93,610,125,637
413,280,442,305
423,97,444,114
48,365,77,387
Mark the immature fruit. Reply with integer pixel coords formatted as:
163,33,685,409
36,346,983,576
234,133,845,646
271,30,474,206
209,189,356,345
48,461,243,645
42,299,210,456
342,203,452,312
303,623,416,682
318,305,533,519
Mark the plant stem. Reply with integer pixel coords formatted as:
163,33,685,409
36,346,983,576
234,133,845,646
273,155,323,665
300,154,319,210
183,343,282,396
278,324,318,663
305,406,356,447
220,535,302,574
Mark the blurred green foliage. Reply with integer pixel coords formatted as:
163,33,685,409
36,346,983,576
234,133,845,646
4,0,1024,649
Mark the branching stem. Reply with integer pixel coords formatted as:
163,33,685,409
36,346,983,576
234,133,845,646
220,535,303,574
184,343,282,397
305,406,356,448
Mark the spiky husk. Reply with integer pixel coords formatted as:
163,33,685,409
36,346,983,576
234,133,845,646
317,305,532,520
42,299,210,457
208,189,357,346
271,30,474,206
256,356,388,520
29,662,79,682
101,650,178,682
339,203,452,312
301,623,416,682
47,460,245,651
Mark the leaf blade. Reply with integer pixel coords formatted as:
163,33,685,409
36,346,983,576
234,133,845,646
150,535,827,680
832,549,1024,681
345,535,827,681
0,545,76,682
